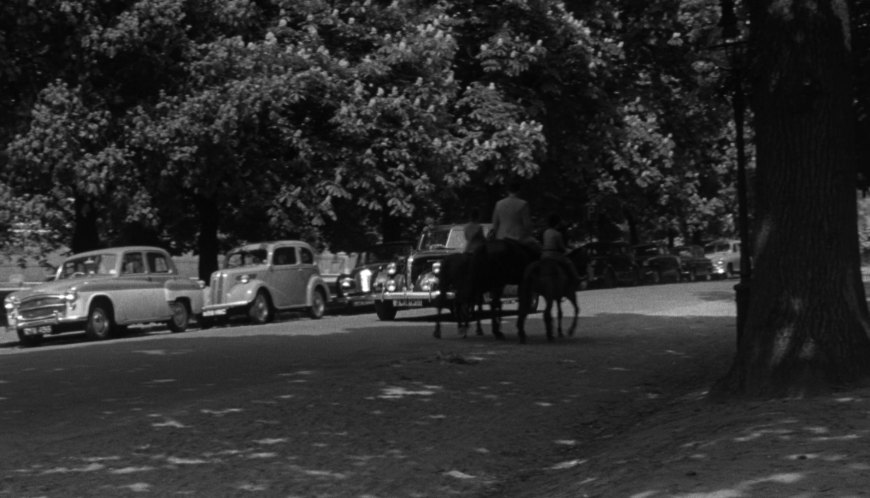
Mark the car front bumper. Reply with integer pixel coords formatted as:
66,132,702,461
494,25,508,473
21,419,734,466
201,301,250,318
376,290,454,306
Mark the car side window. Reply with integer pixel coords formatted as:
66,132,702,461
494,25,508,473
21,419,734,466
300,247,314,265
121,252,145,274
273,247,297,266
147,252,171,274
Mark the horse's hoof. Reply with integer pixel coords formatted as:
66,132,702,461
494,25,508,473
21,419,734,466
433,331,441,339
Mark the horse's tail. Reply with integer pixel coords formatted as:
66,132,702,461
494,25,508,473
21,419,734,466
518,260,540,318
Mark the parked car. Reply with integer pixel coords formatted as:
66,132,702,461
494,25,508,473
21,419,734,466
333,241,414,306
672,245,714,281
632,243,682,284
3,246,203,346
571,241,640,288
373,223,491,320
704,239,742,278
201,240,330,326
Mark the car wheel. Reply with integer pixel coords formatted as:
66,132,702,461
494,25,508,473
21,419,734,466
375,300,397,321
688,269,696,282
86,303,114,341
16,330,42,347
726,264,735,278
649,271,661,284
167,301,190,333
309,289,326,319
248,291,273,325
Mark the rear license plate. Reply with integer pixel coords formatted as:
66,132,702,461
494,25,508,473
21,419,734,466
23,326,51,336
203,309,227,317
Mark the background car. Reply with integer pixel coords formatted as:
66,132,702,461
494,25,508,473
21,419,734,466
570,241,640,288
4,246,203,346
374,223,491,320
704,239,742,278
202,240,330,325
632,243,682,284
673,245,714,281
333,240,414,306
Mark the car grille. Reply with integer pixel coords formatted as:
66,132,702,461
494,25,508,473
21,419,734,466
210,273,227,304
18,296,65,320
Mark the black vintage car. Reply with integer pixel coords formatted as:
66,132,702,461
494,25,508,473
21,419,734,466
632,243,682,284
373,223,491,320
333,241,414,306
672,245,714,281
569,241,640,288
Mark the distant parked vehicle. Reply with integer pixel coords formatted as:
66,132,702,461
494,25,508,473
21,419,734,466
704,239,742,278
4,246,203,346
632,243,682,284
201,240,330,326
672,245,714,281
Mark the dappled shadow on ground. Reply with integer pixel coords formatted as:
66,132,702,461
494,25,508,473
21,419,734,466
0,312,739,497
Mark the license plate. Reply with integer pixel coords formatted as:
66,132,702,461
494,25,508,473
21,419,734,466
23,326,51,336
203,309,227,317
396,300,423,307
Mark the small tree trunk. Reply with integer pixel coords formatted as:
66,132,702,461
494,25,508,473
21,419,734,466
715,0,870,397
71,196,101,253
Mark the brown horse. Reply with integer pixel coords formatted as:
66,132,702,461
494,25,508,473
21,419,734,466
516,258,580,344
467,238,540,340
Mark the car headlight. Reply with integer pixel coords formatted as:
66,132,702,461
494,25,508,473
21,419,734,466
236,274,256,284
419,273,439,292
432,261,441,275
63,288,78,302
4,295,19,311
387,262,397,276
386,280,397,292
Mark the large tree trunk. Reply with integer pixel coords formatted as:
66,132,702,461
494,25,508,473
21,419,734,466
197,196,219,282
715,0,870,396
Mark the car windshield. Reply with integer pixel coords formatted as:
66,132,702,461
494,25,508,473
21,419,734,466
368,244,411,263
419,227,464,250
57,254,118,280
225,248,268,268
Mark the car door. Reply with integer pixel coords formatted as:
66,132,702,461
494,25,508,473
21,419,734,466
267,245,301,309
295,246,319,304
116,250,164,322
144,250,177,319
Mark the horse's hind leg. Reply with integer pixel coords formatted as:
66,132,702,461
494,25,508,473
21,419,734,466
566,293,579,337
556,299,564,338
544,298,554,342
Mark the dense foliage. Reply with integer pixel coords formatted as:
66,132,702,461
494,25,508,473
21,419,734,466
0,0,739,277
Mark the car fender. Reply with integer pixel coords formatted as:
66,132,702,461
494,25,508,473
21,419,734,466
224,279,267,306
164,279,205,313
307,275,330,304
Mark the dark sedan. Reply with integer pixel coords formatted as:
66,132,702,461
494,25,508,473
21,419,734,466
333,241,414,306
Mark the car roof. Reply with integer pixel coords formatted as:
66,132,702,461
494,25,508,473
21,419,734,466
66,246,169,258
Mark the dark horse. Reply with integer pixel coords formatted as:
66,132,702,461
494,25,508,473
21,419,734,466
433,252,484,339
516,258,580,343
466,238,540,340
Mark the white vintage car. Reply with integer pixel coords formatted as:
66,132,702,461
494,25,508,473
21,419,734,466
4,246,204,346
201,240,330,325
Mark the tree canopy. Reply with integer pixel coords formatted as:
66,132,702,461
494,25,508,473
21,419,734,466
0,0,737,273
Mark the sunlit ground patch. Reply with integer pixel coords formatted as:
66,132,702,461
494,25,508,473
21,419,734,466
110,466,155,474
201,408,244,416
378,385,442,399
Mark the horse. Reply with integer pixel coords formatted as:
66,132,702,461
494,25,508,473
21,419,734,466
467,238,540,340
516,258,580,344
433,252,484,339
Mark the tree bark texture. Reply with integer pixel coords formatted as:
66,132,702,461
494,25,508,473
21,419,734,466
717,0,870,396
71,196,101,253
